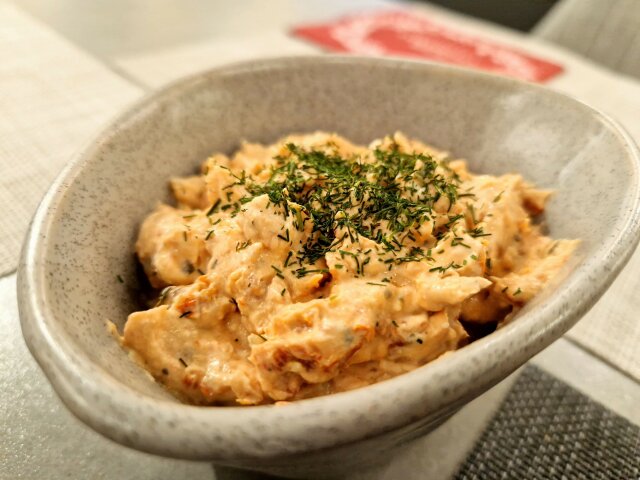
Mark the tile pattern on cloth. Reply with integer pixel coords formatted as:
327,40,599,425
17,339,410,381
0,3,142,275
455,365,640,480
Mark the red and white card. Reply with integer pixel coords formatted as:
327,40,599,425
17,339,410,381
292,10,564,83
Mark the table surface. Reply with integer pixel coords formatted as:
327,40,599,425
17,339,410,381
1,1,639,479
14,0,392,60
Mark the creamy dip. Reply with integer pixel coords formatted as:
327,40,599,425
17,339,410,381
119,132,576,405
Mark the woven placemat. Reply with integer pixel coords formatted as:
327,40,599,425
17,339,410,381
455,365,640,480
0,3,142,276
566,247,640,383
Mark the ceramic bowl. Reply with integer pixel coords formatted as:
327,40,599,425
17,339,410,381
17,57,640,479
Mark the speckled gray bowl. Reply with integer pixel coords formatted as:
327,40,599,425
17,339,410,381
17,57,640,479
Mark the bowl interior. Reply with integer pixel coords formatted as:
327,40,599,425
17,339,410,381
22,58,640,456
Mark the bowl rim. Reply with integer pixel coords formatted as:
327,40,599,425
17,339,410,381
17,55,640,460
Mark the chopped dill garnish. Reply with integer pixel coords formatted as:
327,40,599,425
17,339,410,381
235,240,251,251
116,274,124,284
271,265,285,279
493,190,505,203
179,358,188,367
366,282,387,286
293,266,329,278
451,237,471,248
429,261,463,273
179,311,192,318
446,214,464,228
277,229,291,242
206,199,221,216
284,250,293,267
469,226,491,238
514,287,523,296
208,142,465,276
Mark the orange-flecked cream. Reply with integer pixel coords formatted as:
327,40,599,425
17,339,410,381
119,132,577,405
